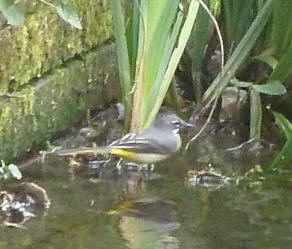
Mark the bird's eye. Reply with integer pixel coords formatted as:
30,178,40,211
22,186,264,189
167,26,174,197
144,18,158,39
171,120,181,127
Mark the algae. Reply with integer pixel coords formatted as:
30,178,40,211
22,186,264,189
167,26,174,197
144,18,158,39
0,0,116,161
0,0,112,93
0,45,118,162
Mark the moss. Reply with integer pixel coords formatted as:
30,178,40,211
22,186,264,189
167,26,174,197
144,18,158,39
0,45,118,162
0,0,112,93
0,0,117,162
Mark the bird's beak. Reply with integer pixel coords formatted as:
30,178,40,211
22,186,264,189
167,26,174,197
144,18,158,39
180,120,194,128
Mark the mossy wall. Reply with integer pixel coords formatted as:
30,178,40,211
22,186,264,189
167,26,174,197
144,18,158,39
0,0,118,162
0,0,112,92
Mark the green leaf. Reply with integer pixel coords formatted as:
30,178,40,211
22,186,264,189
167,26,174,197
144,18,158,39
269,138,292,171
253,53,278,70
203,0,274,103
222,0,255,51
252,80,287,95
111,0,132,128
0,0,24,26
8,164,22,180
269,43,292,83
144,10,183,123
230,78,252,88
144,0,200,127
250,88,262,139
144,0,180,96
268,112,292,171
272,111,292,139
268,0,292,55
55,1,82,30
188,0,212,102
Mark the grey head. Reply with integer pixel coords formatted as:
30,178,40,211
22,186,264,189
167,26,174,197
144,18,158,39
153,113,193,133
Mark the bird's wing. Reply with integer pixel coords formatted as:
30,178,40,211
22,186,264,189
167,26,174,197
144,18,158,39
57,146,111,156
109,133,170,154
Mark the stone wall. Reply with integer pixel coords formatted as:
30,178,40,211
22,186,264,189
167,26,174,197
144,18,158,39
0,0,117,162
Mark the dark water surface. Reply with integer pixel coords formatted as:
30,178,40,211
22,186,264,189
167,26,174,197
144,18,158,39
0,148,291,249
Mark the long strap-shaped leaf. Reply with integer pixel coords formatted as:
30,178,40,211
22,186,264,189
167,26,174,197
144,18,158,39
144,0,200,127
268,112,292,171
250,88,262,139
143,11,183,124
269,43,292,85
203,0,274,104
111,0,132,126
132,0,181,130
144,0,180,94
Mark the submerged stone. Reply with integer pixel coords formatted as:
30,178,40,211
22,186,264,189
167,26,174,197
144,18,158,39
0,182,50,227
186,167,232,189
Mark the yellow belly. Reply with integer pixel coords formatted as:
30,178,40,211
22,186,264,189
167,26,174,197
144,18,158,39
110,148,138,161
110,148,169,163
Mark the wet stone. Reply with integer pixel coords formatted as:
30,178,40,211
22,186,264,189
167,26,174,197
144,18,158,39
186,167,232,189
0,182,50,227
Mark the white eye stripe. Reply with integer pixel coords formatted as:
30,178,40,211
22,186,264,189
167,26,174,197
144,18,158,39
171,120,181,126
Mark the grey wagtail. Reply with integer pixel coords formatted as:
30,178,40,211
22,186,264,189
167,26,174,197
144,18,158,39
58,113,193,163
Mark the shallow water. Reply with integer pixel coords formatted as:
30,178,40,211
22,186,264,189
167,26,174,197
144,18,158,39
1,146,292,249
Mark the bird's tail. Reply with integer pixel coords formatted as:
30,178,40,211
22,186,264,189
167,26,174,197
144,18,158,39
57,146,112,157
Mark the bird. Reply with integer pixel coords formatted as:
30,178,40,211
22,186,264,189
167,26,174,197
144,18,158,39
57,113,193,164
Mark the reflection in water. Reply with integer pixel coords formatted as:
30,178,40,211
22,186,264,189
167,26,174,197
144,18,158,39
0,147,291,249
108,166,181,249
120,216,179,249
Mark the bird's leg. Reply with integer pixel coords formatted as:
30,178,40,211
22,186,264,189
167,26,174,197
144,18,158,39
137,164,145,172
116,158,123,174
139,163,155,171
149,164,155,171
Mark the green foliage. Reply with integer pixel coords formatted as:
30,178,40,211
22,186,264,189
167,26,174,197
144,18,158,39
269,44,292,85
230,79,252,88
110,0,131,127
252,45,292,88
222,0,256,53
231,78,286,139
187,0,211,102
267,0,292,56
273,111,292,138
112,0,292,162
233,4,291,142
200,0,292,145
269,112,292,170
144,0,200,128
252,51,278,70
249,88,262,139
0,0,24,25
0,0,82,29
55,0,82,30
0,160,22,180
253,81,286,96
231,79,287,96
203,0,274,104
111,0,200,131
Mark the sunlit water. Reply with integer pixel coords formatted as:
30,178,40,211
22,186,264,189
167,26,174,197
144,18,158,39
0,144,291,249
